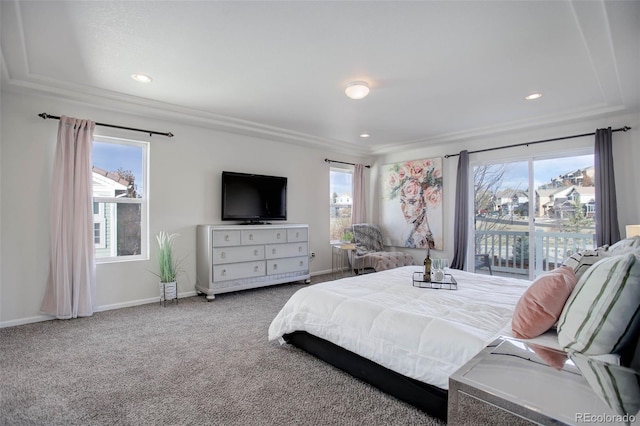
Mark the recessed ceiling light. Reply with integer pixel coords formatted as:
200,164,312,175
525,92,542,100
132,73,152,83
345,81,370,100
359,133,370,138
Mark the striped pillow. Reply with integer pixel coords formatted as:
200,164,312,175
557,252,640,355
608,236,640,254
562,250,602,281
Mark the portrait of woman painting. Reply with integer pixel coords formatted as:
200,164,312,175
380,158,443,250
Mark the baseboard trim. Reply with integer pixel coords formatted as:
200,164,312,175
0,314,55,328
0,290,198,328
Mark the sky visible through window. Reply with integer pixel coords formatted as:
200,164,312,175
93,141,144,195
330,170,352,197
497,154,593,190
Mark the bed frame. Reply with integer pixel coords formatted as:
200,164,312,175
283,331,448,421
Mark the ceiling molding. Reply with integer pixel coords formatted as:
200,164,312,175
3,76,372,156
369,103,631,156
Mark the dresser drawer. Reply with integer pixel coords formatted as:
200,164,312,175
241,228,286,245
287,228,308,242
265,242,308,259
212,230,241,247
212,245,264,265
212,261,265,282
267,256,309,275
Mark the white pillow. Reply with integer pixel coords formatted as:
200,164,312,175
608,236,640,254
557,252,640,355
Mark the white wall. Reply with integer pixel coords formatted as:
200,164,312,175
0,90,370,326
372,111,640,263
2,89,638,327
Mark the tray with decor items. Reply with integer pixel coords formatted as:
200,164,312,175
412,272,458,290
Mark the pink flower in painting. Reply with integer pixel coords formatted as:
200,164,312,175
401,179,422,199
425,186,442,207
433,168,441,179
409,163,424,180
388,173,397,188
424,159,432,168
397,168,407,181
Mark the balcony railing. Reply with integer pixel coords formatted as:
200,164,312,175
475,230,596,278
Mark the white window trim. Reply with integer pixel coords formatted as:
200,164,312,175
93,135,149,264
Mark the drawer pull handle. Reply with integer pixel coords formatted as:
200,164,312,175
249,234,254,240
224,234,230,241
277,233,281,239
221,269,227,276
221,252,226,259
298,246,302,252
272,248,277,255
254,249,259,256
296,232,299,238
299,261,304,267
273,264,278,270
254,266,259,272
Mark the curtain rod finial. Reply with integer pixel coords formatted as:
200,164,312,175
38,112,49,120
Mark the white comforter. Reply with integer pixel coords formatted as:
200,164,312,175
268,266,531,390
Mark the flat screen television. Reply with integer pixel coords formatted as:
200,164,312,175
221,171,287,223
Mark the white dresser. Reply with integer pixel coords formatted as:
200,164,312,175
196,224,310,300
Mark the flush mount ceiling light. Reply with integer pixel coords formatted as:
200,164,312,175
131,73,152,83
359,133,371,138
345,81,370,100
525,92,542,100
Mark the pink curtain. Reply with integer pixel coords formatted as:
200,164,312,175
352,164,367,224
41,116,96,319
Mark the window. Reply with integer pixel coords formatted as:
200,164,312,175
329,168,353,242
473,152,595,279
92,137,148,262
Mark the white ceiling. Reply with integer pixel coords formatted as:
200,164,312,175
2,1,639,155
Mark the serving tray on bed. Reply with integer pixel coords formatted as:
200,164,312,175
412,272,458,290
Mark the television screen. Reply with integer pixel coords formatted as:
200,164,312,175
221,171,287,222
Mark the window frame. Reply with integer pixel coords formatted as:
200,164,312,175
329,166,354,244
93,135,149,264
469,147,594,278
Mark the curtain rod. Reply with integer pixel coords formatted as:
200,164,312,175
38,113,174,138
324,158,371,168
444,126,631,158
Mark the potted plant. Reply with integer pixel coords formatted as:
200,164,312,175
342,230,354,243
154,231,182,304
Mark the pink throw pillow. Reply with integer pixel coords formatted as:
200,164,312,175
512,266,577,339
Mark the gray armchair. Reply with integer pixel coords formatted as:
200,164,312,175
350,223,415,274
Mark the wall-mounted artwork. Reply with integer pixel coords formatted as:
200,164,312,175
380,157,443,250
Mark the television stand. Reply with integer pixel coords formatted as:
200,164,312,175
196,224,310,300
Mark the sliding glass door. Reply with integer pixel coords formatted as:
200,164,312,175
473,153,595,279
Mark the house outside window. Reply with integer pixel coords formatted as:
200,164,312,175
92,137,148,263
93,202,106,248
330,168,353,242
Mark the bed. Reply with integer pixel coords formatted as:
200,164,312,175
268,265,534,420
